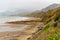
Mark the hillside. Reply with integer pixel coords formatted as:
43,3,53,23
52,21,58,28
41,4,60,11
26,4,60,18
28,7,60,40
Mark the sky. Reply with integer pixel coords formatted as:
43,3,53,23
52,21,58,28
0,0,60,11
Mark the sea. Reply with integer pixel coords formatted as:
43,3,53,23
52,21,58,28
0,16,30,32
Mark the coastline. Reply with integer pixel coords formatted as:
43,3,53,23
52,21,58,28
0,17,41,40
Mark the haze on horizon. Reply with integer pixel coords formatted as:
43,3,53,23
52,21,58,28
0,0,60,12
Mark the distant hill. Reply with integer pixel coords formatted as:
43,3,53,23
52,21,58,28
1,4,60,17
26,4,60,18
0,9,35,16
41,4,60,11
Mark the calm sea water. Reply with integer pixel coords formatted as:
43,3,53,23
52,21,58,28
0,16,29,23
0,16,30,32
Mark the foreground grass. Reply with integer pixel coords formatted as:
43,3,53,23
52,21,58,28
32,21,60,40
46,29,60,40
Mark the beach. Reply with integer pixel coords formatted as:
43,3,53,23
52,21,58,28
0,17,41,40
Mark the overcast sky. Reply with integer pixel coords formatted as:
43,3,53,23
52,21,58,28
0,0,60,11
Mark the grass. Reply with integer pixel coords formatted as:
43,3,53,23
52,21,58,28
40,21,60,40
35,21,60,40
46,29,60,40
38,21,54,35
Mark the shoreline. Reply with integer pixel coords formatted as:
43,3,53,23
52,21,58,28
0,21,41,40
0,17,41,40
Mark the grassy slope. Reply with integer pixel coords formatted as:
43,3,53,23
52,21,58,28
33,22,60,40
30,7,60,40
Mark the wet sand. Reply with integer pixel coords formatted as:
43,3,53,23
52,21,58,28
0,22,41,40
0,17,41,40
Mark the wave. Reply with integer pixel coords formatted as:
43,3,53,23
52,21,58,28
0,16,30,24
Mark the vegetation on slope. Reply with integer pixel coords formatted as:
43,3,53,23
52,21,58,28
29,7,60,40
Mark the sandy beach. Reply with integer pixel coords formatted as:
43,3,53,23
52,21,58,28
0,22,41,40
0,17,41,40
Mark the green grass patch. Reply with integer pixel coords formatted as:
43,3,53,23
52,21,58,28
46,30,60,40
38,22,55,35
